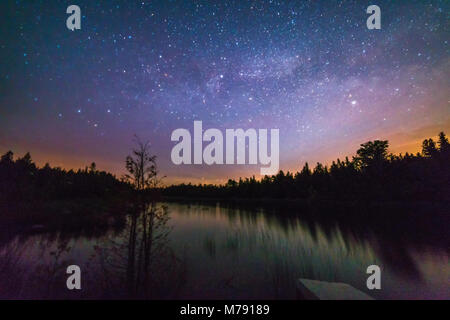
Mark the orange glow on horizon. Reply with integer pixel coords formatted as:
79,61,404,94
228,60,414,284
2,119,448,186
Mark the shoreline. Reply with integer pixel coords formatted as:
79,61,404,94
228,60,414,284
161,195,450,210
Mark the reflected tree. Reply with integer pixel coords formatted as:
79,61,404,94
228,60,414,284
94,203,185,299
91,137,183,298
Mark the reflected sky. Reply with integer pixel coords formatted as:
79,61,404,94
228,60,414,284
0,202,448,299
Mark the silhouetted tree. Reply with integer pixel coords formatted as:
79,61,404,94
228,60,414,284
124,135,163,191
89,162,97,173
353,140,389,169
422,138,438,157
300,162,311,176
0,151,13,164
437,132,449,153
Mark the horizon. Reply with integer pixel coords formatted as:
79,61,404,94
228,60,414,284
1,129,446,186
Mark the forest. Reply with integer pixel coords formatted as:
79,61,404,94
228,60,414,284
0,154,131,204
0,131,449,223
163,132,450,203
0,152,133,227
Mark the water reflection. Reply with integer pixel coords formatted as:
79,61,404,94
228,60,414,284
94,201,186,299
0,201,448,299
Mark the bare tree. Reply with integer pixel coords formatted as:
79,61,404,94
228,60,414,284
124,135,162,190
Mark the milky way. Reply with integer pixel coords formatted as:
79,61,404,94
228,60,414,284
0,0,448,183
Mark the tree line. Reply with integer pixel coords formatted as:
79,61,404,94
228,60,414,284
0,135,166,211
1,131,448,208
163,132,450,202
0,152,131,206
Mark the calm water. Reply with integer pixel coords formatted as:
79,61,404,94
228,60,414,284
0,201,448,299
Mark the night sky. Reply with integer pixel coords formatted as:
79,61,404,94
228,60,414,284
0,0,449,184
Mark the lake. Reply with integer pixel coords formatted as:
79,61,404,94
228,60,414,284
0,201,448,299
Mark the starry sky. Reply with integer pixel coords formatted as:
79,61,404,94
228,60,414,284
0,0,449,184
